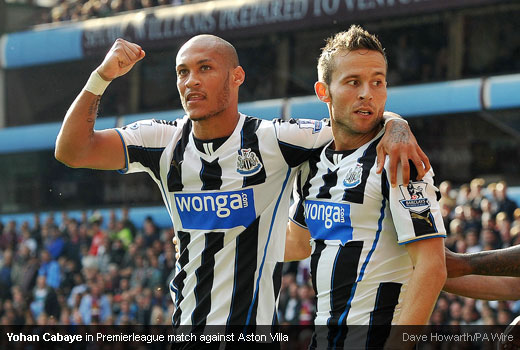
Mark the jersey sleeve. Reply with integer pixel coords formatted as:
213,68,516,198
274,118,332,167
289,161,310,228
385,163,447,245
115,119,177,179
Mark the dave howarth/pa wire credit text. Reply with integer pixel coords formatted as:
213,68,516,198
403,332,514,343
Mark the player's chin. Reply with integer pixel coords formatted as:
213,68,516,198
187,111,210,122
356,120,382,134
498,315,520,350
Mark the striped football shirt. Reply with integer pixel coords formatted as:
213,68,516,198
291,129,446,349
116,114,331,331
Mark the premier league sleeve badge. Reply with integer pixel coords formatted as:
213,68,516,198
398,181,431,213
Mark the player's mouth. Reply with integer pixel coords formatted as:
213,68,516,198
354,108,374,117
186,92,206,104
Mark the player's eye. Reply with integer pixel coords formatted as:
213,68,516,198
177,69,188,77
347,80,358,86
201,65,211,71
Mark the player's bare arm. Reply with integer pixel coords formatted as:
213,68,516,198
378,112,430,187
55,38,145,170
284,220,311,262
446,245,520,278
383,237,446,350
444,275,520,300
398,237,446,324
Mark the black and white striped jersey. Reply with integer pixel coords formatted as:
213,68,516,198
291,129,445,348
115,114,331,329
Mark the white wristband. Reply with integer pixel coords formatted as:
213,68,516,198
84,71,111,96
383,116,408,128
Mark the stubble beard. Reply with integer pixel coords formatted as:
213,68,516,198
332,109,383,137
183,74,231,122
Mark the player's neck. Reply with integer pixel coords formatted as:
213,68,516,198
331,124,382,151
192,110,240,140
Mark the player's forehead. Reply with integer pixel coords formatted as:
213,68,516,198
330,49,386,80
176,36,231,68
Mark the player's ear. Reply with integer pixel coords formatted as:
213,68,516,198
232,66,245,87
315,81,331,103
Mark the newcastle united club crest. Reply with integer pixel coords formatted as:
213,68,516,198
237,148,263,175
343,163,363,188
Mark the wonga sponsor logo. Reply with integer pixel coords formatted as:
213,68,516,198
304,200,352,244
174,189,256,230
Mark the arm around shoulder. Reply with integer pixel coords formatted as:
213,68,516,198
378,111,430,186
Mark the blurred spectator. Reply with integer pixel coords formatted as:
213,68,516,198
469,177,486,210
143,216,159,246
439,180,456,210
129,253,148,289
116,298,136,324
46,225,64,260
456,184,471,206
465,229,482,253
63,219,83,266
297,283,315,326
513,208,520,229
462,205,481,233
0,221,18,251
135,289,153,324
497,309,513,325
496,212,512,247
30,275,60,320
481,228,501,250
121,206,136,235
461,299,482,326
67,272,87,309
19,223,37,255
38,250,61,289
448,300,463,323
79,282,112,324
0,250,13,300
281,280,300,325
496,181,518,221
88,214,106,256
110,238,127,265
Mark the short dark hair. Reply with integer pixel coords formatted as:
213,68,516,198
318,25,386,85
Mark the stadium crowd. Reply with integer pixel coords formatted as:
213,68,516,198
0,179,518,329
40,0,210,24
0,208,176,325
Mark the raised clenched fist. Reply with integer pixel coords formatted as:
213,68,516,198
96,38,146,81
